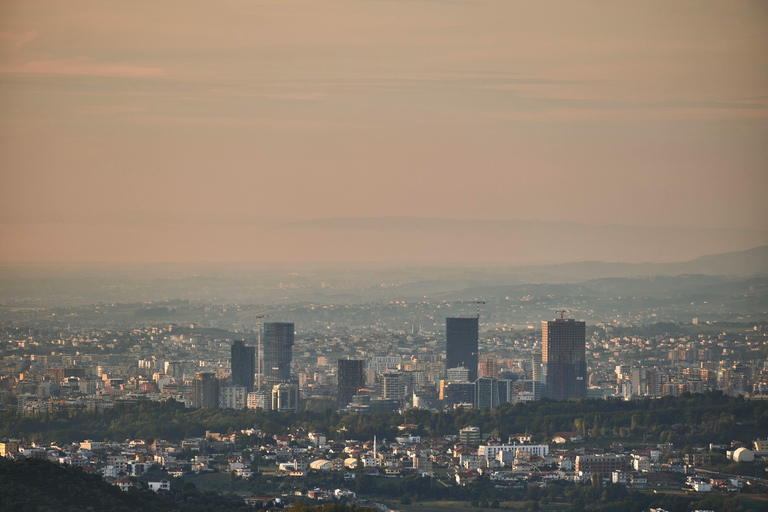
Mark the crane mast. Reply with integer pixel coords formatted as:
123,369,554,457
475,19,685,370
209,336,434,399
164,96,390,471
254,314,271,392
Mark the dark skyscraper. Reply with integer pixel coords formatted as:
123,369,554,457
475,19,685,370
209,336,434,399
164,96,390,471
446,317,479,383
231,340,255,392
337,359,365,409
192,371,220,408
263,322,294,386
542,318,586,400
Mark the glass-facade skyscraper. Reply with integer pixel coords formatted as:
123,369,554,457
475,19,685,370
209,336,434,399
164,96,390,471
446,317,479,383
542,318,586,400
338,359,365,410
263,322,294,386
231,339,255,392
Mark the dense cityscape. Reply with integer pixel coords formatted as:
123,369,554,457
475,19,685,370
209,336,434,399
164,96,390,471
2,2,767,511
0,263,766,512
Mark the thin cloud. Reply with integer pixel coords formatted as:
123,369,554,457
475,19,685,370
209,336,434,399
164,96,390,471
0,57,164,78
0,29,40,49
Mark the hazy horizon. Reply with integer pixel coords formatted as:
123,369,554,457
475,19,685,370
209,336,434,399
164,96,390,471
2,1,767,263
0,215,766,264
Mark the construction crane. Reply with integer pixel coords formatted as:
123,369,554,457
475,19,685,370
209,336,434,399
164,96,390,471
254,314,271,391
444,300,486,318
472,300,486,319
554,309,569,321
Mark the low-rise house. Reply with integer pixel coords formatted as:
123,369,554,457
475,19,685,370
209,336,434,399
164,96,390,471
376,452,400,468
488,470,519,483
459,452,482,467
244,496,278,508
235,468,254,478
455,469,479,486
687,477,711,492
552,432,582,444
510,462,536,475
114,478,137,492
612,471,647,488
148,480,170,492
384,466,402,476
230,458,247,471
632,454,650,472
684,453,712,466
334,488,355,499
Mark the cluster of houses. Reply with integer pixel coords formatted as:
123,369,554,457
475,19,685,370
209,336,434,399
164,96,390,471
447,430,766,491
1,428,765,501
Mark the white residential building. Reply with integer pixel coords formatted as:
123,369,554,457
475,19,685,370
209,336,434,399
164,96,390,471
478,444,549,459
220,386,248,409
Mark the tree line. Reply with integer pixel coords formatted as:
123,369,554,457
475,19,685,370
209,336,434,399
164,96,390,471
1,391,765,448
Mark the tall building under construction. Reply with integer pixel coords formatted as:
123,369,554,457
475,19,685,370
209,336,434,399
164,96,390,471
542,318,586,400
262,322,294,386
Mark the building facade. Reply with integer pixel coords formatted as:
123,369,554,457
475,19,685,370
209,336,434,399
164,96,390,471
231,340,255,392
575,454,627,477
338,359,365,409
542,318,586,400
381,370,404,404
220,385,248,409
478,444,549,459
441,380,475,409
474,377,506,410
192,372,220,409
247,390,270,410
271,383,299,412
459,426,482,446
446,317,479,383
478,356,499,378
263,322,294,386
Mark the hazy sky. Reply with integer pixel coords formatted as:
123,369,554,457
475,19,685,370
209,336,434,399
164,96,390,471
1,1,767,263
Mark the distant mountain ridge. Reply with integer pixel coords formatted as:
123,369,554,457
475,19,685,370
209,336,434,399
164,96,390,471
0,245,765,307
283,216,766,266
510,245,768,282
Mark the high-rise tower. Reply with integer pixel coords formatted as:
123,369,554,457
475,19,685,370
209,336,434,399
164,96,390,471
263,322,294,386
381,370,404,404
192,371,220,408
478,355,499,378
446,317,479,383
338,359,365,410
542,318,586,400
231,340,255,392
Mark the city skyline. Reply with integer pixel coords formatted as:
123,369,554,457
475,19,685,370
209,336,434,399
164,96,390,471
0,0,766,493
1,1,766,263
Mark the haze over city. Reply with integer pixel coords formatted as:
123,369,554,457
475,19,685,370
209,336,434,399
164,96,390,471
1,1,767,263
2,4,768,511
